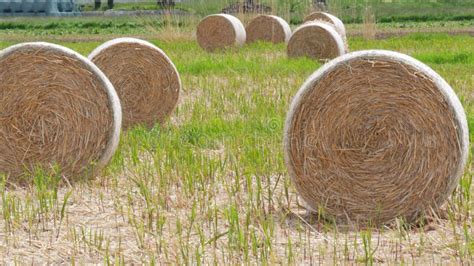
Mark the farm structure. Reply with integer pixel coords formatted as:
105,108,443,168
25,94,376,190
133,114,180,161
0,0,75,14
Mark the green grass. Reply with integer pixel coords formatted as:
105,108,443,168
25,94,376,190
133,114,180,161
329,0,474,23
0,28,473,263
174,0,474,24
2,0,472,31
0,16,471,44
79,2,166,12
0,16,181,36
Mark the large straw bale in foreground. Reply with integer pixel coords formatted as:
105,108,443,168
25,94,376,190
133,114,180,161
0,42,121,181
284,50,469,224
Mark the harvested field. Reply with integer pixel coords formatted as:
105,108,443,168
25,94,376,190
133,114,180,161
0,17,473,264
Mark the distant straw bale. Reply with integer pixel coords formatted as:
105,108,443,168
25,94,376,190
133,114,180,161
89,38,181,129
304,12,348,51
197,14,246,52
246,15,291,44
288,21,345,61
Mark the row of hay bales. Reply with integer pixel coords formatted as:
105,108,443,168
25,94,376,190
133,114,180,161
0,38,181,183
196,13,470,224
0,24,469,225
196,12,349,61
196,14,292,52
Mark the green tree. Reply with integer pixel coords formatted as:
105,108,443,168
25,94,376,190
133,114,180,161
94,0,101,10
107,0,114,10
158,0,175,9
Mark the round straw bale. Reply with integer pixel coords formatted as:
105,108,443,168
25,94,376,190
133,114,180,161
304,12,346,36
197,14,246,52
246,15,292,44
287,21,345,61
0,42,121,182
303,12,348,51
89,38,181,130
284,50,469,224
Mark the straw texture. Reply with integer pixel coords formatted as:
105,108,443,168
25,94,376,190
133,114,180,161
304,12,348,52
0,42,121,182
246,15,291,44
287,21,345,61
284,50,469,225
89,38,181,130
197,14,246,52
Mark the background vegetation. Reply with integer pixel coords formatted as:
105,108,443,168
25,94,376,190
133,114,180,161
77,0,474,24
